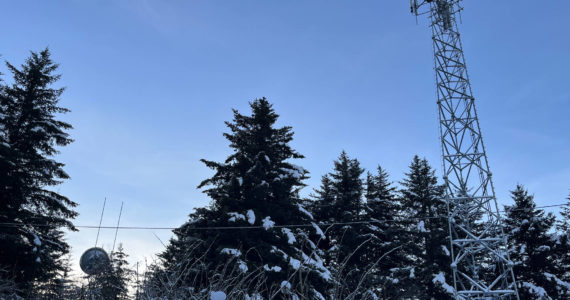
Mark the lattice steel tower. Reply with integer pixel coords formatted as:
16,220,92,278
410,1,519,299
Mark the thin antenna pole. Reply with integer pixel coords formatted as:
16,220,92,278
111,201,124,254
94,197,107,247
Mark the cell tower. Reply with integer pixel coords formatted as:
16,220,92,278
410,1,519,299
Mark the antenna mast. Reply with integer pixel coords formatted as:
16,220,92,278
410,1,519,298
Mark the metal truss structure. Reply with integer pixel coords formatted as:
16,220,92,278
410,1,519,299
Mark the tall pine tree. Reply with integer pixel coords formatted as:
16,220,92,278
362,166,403,298
396,155,451,299
0,49,77,296
310,151,371,298
158,98,330,299
89,244,132,300
504,185,570,299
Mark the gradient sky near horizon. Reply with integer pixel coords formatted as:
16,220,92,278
2,0,569,276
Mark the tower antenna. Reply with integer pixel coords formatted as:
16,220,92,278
410,1,519,298
94,197,106,247
111,201,124,254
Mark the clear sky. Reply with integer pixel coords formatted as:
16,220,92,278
2,0,569,276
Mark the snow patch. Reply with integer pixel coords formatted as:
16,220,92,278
245,294,263,300
297,204,313,220
33,234,41,246
300,252,331,280
289,257,301,270
262,216,275,229
238,260,248,273
271,246,288,260
312,222,325,239
220,248,241,257
280,164,306,179
281,228,296,244
409,267,415,278
441,245,450,256
263,264,282,272
314,290,326,300
417,220,427,232
433,272,454,294
280,281,291,289
246,209,256,225
210,291,226,300
545,272,570,290
522,282,547,298
228,212,246,222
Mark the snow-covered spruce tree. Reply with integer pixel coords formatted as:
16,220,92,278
395,156,451,299
361,166,405,298
311,151,374,298
0,49,77,296
159,98,330,298
504,185,570,299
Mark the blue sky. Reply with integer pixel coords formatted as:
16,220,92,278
2,0,569,275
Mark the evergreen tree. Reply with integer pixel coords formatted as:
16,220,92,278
362,166,404,298
0,49,77,295
555,193,570,283
505,185,570,299
396,155,451,299
35,254,77,299
310,151,370,298
159,98,329,298
91,244,132,300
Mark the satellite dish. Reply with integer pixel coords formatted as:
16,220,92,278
80,247,110,275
